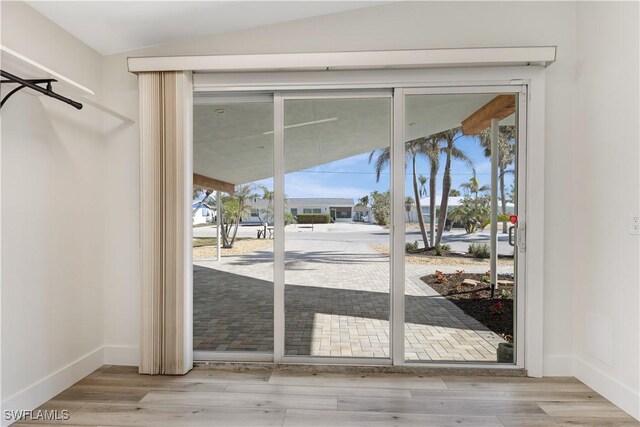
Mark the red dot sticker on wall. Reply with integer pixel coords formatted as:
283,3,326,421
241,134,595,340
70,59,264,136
510,215,518,224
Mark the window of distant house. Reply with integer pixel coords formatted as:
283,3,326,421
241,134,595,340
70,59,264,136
313,208,322,214
290,208,298,215
251,209,260,217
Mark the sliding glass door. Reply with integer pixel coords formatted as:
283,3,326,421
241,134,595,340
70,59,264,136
282,95,392,359
402,89,522,364
192,94,275,358
193,86,525,366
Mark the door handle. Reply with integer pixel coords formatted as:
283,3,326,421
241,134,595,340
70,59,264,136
508,225,516,247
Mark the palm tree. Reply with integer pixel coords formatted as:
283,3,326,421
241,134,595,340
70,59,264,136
418,175,428,198
432,128,474,246
369,141,430,249
477,125,516,232
409,145,429,248
460,174,489,199
357,195,370,207
261,188,274,224
220,184,259,248
421,139,441,248
449,189,461,197
405,196,415,222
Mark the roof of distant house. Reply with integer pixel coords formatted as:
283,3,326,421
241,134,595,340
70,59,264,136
192,201,213,210
286,197,354,206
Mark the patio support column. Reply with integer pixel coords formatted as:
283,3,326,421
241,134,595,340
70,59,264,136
490,118,499,297
391,88,406,364
273,92,285,362
216,190,221,262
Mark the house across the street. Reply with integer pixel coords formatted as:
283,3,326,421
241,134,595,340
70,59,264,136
192,200,215,225
407,196,515,224
239,197,355,224
286,198,354,223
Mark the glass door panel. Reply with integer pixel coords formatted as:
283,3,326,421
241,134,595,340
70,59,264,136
193,94,274,355
402,92,519,363
283,96,392,358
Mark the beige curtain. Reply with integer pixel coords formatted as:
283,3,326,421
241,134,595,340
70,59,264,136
138,71,193,375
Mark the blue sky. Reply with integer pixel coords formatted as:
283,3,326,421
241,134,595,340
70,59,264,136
251,134,513,202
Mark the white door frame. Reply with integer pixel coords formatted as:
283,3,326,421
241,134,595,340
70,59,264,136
193,66,545,376
392,85,528,371
276,90,394,365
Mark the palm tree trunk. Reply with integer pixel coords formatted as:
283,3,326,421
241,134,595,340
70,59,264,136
500,169,508,233
429,165,437,247
412,155,429,249
221,221,231,248
228,211,243,247
435,147,453,245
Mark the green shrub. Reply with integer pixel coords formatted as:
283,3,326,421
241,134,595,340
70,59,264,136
284,212,296,226
370,190,390,226
296,214,331,224
448,196,490,233
500,289,512,300
405,240,419,253
433,244,450,256
468,242,490,259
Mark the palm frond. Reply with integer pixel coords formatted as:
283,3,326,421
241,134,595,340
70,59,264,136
449,146,474,170
369,147,391,183
499,168,515,178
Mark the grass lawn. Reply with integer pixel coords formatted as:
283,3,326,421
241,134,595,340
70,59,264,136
193,223,214,228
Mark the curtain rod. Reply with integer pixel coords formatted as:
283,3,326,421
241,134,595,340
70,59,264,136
1,69,83,110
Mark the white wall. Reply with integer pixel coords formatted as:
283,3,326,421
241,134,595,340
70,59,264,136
572,2,640,419
3,0,638,421
1,1,106,418
102,0,579,372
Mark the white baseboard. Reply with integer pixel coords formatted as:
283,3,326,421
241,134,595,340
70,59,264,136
543,354,573,376
574,356,640,421
104,345,139,366
1,346,104,427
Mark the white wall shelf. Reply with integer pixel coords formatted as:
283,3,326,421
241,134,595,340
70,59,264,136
1,45,134,123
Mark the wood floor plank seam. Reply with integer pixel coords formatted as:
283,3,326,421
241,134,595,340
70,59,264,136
17,366,636,426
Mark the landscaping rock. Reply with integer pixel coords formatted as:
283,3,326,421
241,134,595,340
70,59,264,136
497,280,515,286
462,278,482,287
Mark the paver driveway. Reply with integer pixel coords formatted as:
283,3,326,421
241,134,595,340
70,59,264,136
194,228,508,362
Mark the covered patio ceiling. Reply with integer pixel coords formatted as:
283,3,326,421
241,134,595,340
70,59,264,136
193,93,515,187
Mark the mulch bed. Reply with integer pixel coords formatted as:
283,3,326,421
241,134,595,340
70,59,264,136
422,272,514,342
371,244,515,267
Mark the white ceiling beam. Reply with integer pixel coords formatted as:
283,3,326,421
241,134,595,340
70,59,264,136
128,46,556,73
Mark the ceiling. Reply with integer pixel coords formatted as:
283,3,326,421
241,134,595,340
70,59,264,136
194,97,391,184
194,94,515,186
27,1,383,55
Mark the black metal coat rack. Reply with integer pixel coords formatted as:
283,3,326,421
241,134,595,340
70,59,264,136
0,69,83,110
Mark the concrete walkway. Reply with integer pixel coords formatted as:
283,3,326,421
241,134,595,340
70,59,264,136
194,232,509,362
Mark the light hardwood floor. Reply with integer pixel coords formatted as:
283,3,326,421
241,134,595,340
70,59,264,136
17,365,638,426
